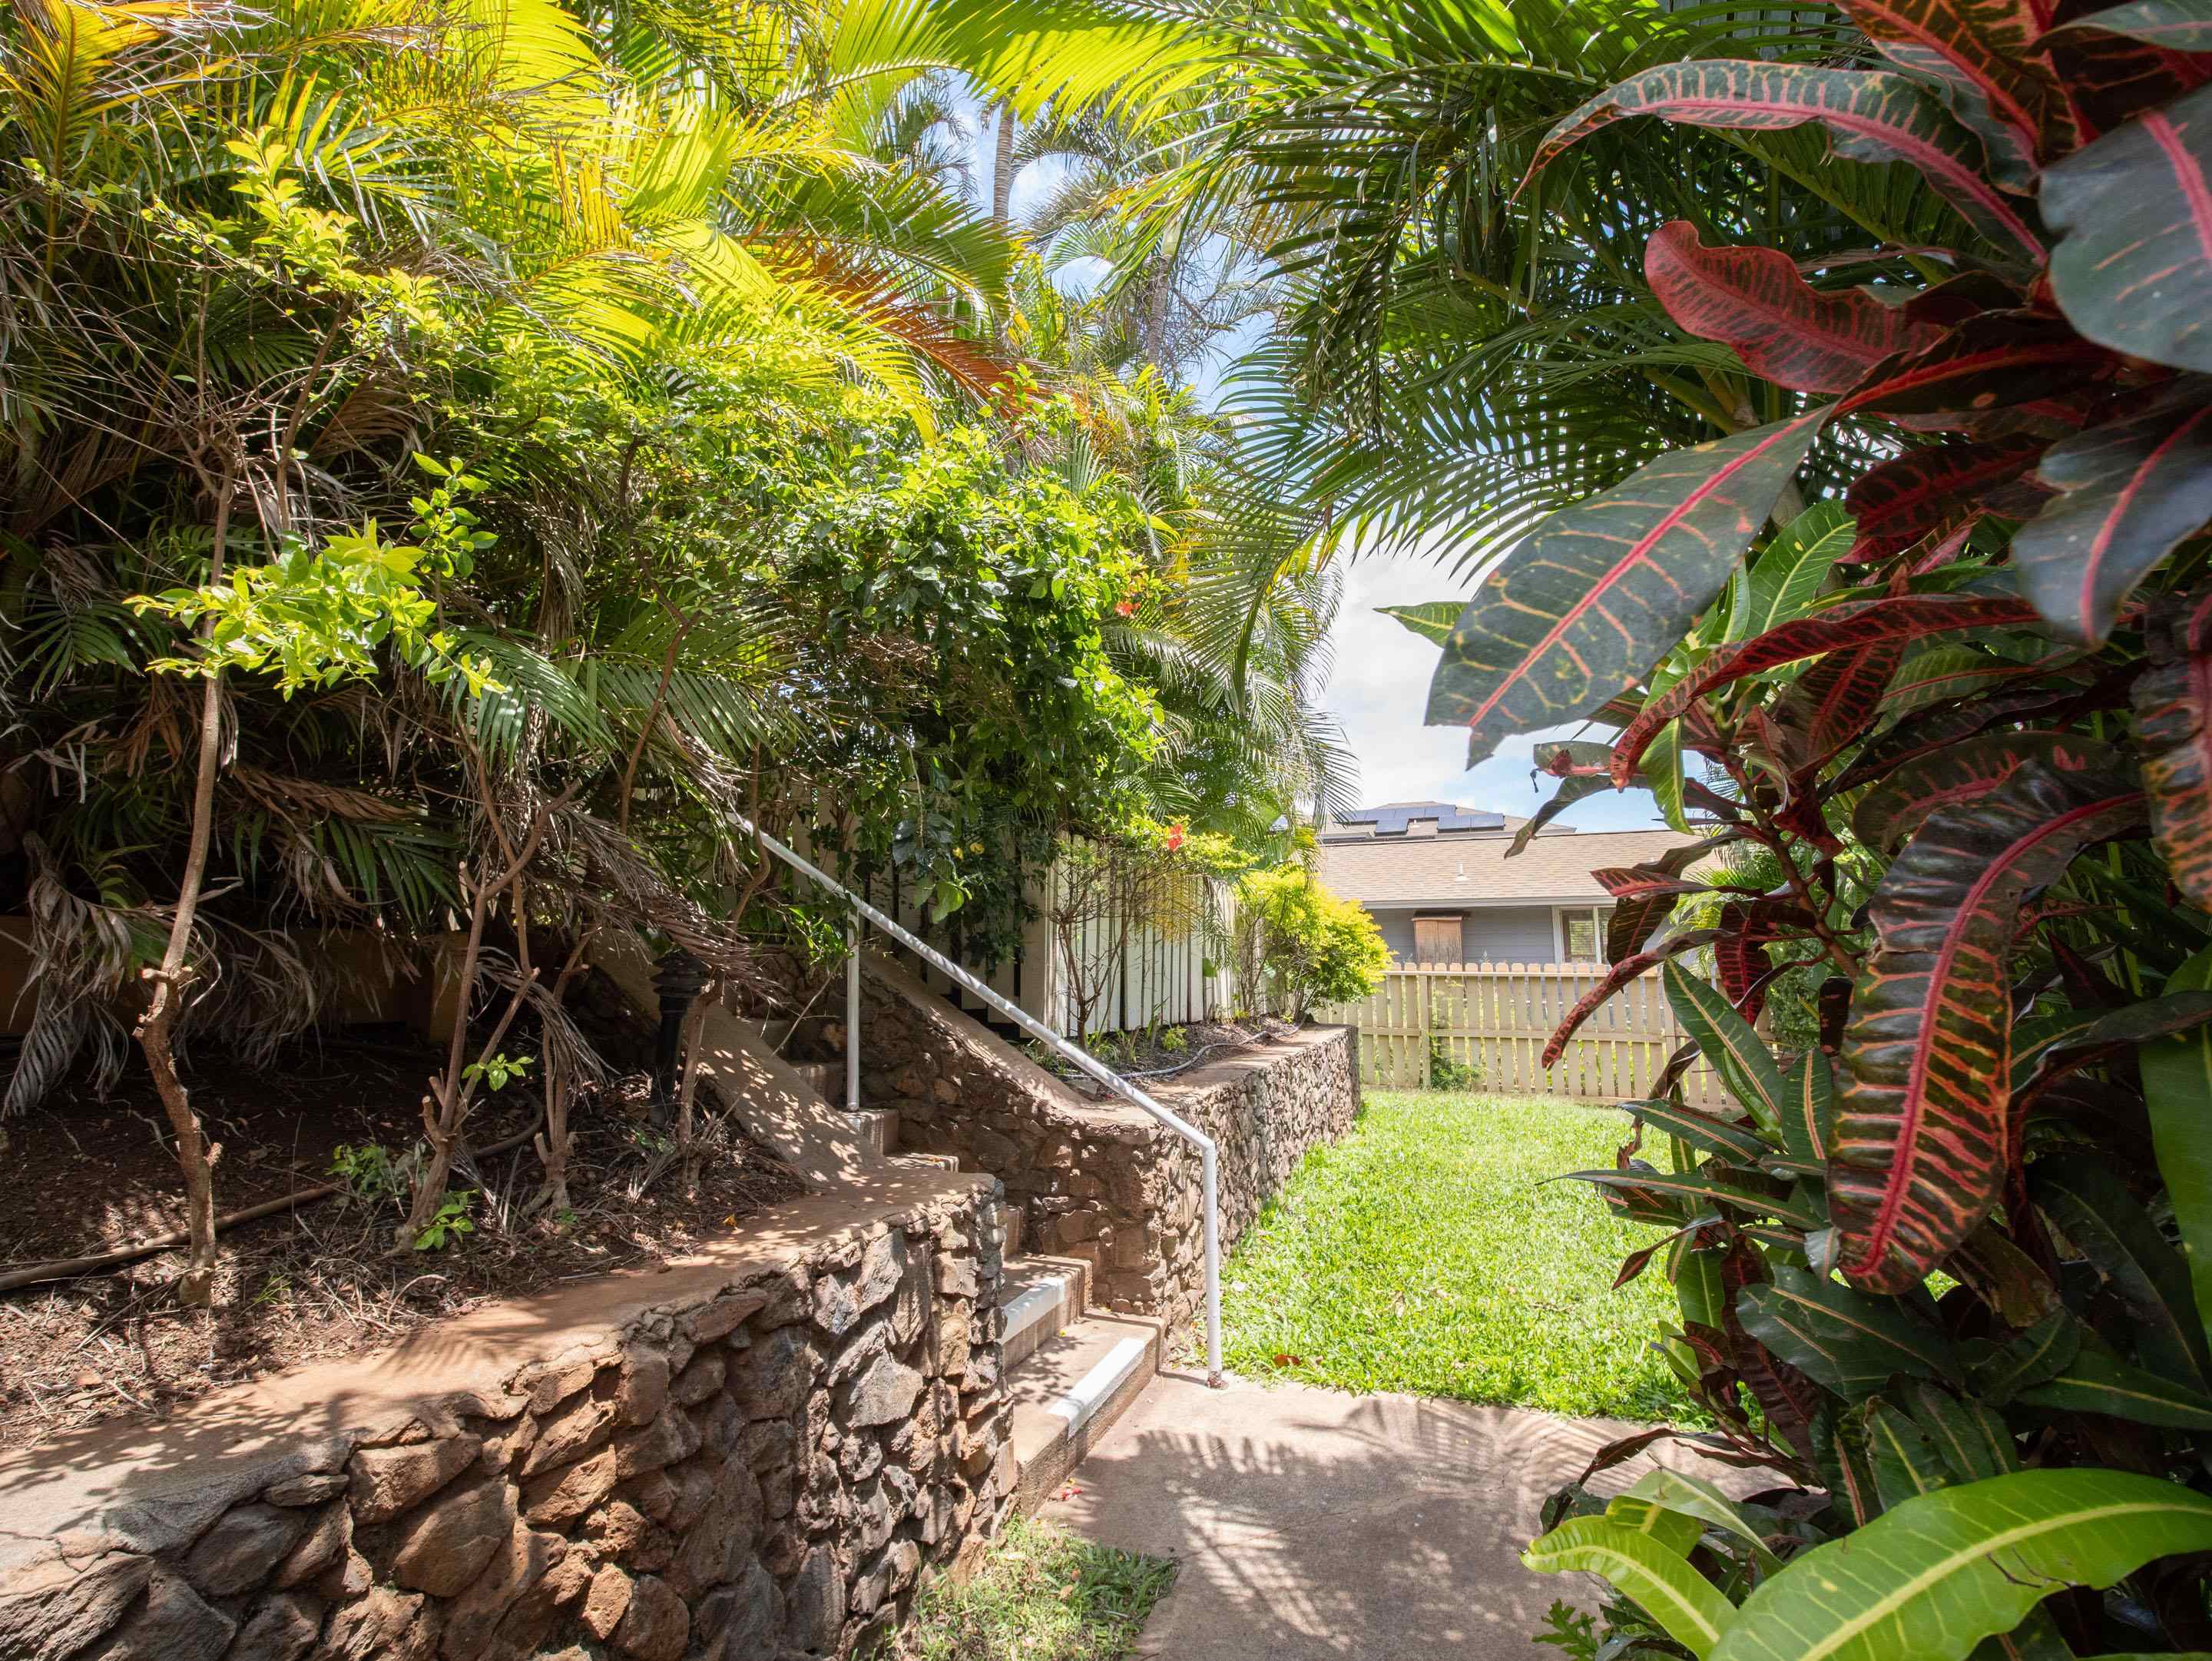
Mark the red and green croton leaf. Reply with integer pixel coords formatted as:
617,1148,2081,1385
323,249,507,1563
1609,592,2045,783
1594,861,1711,963
2131,584,2212,907
1844,434,2049,562
1506,741,1629,857
1849,729,2101,851
1527,61,2047,256
1426,415,1823,765
2045,81,2212,376
1837,0,2078,182
2046,0,2212,138
1644,221,1942,393
1829,761,2148,1293
2011,393,2212,643
1769,638,1909,770
1543,930,1722,1065
1715,898,1821,1022
1835,310,2116,423
2048,0,2212,53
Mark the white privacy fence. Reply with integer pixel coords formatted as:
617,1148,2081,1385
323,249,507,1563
1317,962,1734,1109
834,838,1237,1038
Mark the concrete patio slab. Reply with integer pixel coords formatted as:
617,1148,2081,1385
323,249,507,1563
1040,1371,1747,1660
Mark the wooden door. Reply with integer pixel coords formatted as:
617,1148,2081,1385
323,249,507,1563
1412,914,1462,965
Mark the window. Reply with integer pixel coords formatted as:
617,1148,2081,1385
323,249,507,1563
1412,915,1463,965
1557,906,1610,963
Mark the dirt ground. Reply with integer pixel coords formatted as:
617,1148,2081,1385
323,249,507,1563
0,1029,803,1452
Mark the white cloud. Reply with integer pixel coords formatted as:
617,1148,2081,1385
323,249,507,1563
1323,557,1664,832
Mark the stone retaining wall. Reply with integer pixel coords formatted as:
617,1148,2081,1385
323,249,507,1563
0,1170,1009,1661
856,957,1359,1331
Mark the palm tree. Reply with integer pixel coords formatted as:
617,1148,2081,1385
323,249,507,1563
1157,0,1952,574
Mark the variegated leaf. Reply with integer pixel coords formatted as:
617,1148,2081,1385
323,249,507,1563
1844,435,2048,563
1849,730,2097,853
1830,761,2149,1292
1838,0,2076,181
1545,930,1723,1063
2012,393,2212,644
2046,82,2212,375
1737,1264,1965,1397
1427,417,1824,766
2132,585,2212,908
1611,594,2045,784
1645,220,1941,392
2050,0,2212,51
1836,312,2115,423
1528,61,2046,255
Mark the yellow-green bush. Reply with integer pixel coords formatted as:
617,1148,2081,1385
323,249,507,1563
1234,866,1387,1017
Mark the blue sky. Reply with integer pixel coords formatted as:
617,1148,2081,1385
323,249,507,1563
1324,555,1664,830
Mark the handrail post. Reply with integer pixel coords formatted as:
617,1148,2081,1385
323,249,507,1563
1201,1142,1222,1386
846,915,861,1114
735,811,1227,1387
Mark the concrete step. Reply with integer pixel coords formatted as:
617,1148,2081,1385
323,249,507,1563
1007,1311,1162,1513
890,1151,958,1173
999,1256,1089,1372
791,1060,839,1102
843,1107,899,1157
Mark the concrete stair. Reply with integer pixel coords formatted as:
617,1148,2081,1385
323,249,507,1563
1001,1256,1088,1371
995,1245,1161,1513
790,1059,839,1102
845,1107,899,1158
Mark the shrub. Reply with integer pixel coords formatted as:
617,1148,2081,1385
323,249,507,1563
1235,867,1387,1017
1426,1039,1481,1092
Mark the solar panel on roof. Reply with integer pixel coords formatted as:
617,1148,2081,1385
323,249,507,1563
1335,803,1506,836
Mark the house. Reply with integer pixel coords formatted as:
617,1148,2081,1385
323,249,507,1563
1317,801,1704,966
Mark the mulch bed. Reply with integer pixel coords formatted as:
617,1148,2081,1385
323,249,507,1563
0,1030,804,1453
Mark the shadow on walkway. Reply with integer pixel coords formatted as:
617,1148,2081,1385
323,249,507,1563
1041,1370,1740,1660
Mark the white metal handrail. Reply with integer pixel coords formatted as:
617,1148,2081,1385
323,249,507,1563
734,812,1226,1387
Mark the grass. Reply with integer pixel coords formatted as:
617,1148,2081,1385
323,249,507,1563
1220,1089,1695,1421
887,1516,1178,1661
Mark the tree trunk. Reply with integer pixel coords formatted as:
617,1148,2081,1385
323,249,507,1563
397,802,552,1250
673,986,714,1194
534,1082,575,1218
134,477,235,1307
532,933,595,1218
992,100,1018,224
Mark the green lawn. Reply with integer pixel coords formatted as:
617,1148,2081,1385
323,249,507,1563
887,1517,1177,1661
1220,1090,1694,1421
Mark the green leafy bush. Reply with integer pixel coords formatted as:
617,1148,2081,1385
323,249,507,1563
1426,1039,1481,1091
1234,866,1387,1017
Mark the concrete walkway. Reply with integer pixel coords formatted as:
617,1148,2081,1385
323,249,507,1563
1041,1371,1738,1660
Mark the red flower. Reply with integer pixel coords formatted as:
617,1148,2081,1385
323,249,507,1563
1114,598,1136,618
1165,823,1186,853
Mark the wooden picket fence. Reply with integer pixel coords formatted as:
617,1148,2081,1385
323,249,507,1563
1318,963,1734,1109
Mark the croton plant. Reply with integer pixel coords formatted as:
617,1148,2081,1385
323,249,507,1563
1406,4,2212,1658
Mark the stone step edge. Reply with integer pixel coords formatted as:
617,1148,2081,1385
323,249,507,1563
998,1258,1089,1373
843,1106,899,1158
1010,1316,1162,1513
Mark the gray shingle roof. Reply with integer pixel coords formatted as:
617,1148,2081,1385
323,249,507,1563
1318,824,1709,907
